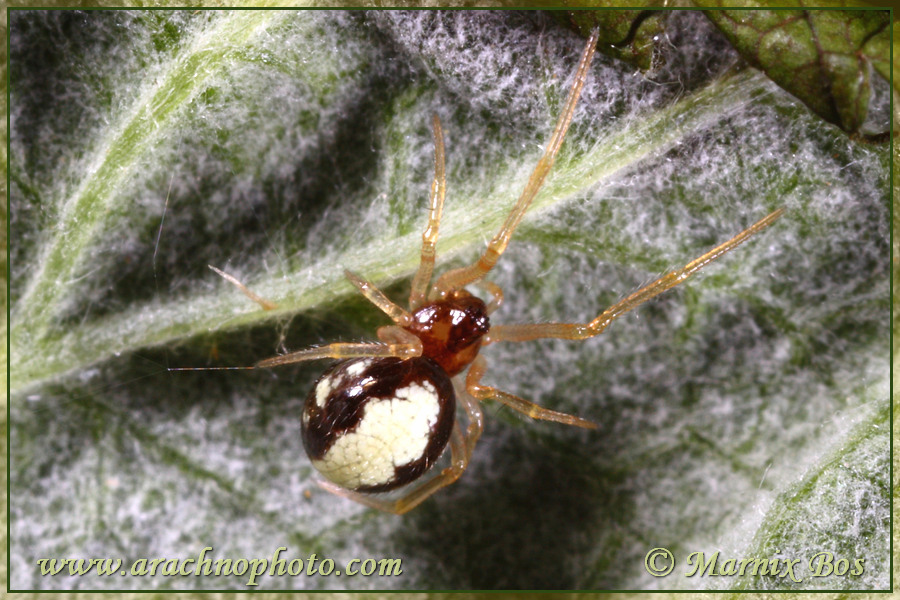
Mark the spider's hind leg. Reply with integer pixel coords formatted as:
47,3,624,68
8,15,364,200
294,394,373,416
466,355,597,429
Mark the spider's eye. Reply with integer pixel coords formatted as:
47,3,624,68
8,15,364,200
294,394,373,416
301,357,455,492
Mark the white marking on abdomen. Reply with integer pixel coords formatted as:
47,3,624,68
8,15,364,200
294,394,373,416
312,381,440,489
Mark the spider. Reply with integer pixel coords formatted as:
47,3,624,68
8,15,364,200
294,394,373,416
178,30,782,514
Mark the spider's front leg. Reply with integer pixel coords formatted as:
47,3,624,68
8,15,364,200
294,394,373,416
255,326,422,368
485,209,784,346
409,114,447,311
209,264,423,368
431,29,600,297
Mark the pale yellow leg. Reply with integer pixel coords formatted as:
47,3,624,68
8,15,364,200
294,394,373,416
457,384,485,462
255,326,421,368
344,269,411,325
485,209,784,345
409,114,447,310
432,29,600,296
466,355,597,429
209,265,277,310
475,280,504,314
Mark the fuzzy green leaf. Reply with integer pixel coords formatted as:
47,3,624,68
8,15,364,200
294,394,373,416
699,5,891,136
552,4,670,72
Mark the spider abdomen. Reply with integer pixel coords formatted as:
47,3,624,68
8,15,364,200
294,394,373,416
301,356,455,492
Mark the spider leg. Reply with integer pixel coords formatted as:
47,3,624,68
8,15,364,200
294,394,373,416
343,269,411,325
455,376,485,461
255,326,422,368
432,29,599,297
316,386,484,514
409,114,447,310
209,265,277,311
485,209,784,345
466,355,597,429
475,279,504,314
